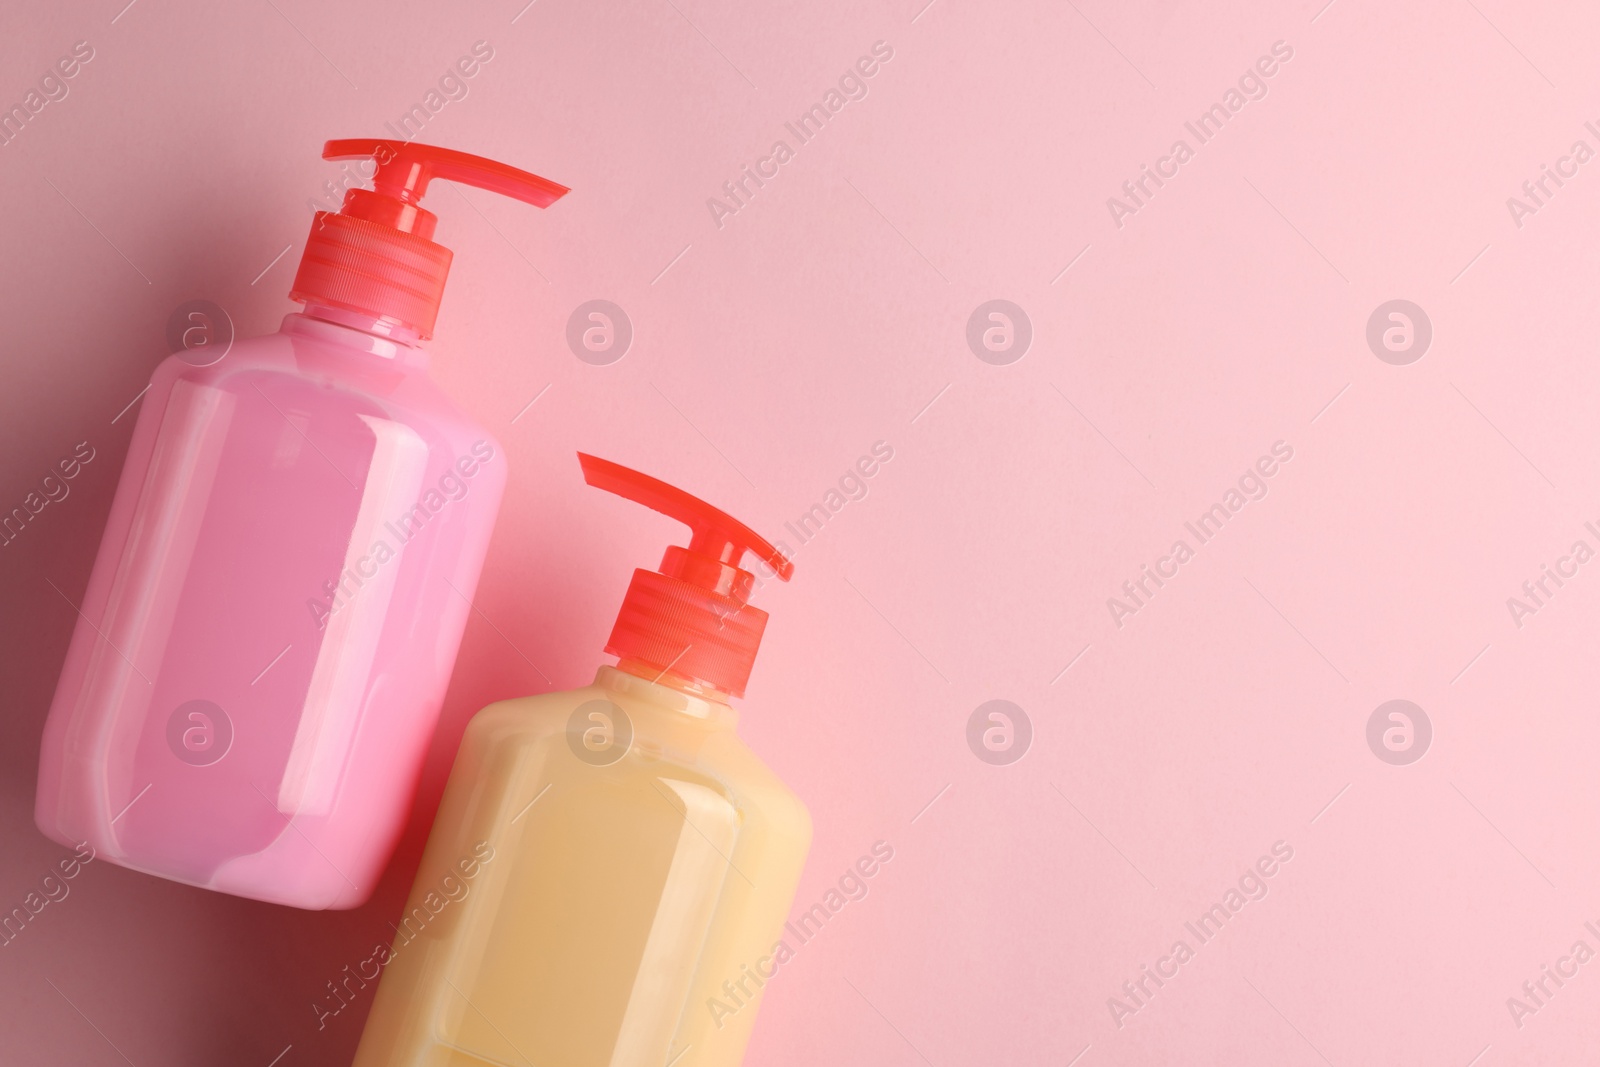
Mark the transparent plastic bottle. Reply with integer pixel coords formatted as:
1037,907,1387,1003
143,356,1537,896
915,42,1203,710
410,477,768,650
352,454,812,1067
34,141,568,910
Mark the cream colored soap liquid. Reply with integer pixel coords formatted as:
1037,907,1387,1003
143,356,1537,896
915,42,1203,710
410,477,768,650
352,663,812,1067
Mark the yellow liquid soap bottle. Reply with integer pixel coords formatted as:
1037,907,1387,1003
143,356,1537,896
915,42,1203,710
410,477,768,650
353,453,812,1067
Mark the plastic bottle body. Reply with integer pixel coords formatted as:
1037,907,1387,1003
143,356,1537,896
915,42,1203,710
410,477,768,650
34,312,505,909
351,665,813,1067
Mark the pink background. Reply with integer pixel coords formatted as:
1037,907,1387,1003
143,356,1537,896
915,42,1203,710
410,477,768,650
4,0,1600,1063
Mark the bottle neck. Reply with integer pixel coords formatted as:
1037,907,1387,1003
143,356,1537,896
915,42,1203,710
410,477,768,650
598,662,736,724
282,303,426,365
303,302,422,342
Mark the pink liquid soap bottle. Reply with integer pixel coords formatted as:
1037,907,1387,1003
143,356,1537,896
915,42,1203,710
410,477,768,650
35,140,567,909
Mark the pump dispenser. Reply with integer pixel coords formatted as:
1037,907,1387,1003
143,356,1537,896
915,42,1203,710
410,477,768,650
352,454,813,1067
582,451,794,697
292,139,568,339
35,140,567,909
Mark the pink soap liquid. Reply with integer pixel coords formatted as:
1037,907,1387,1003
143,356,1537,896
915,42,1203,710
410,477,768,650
37,308,505,909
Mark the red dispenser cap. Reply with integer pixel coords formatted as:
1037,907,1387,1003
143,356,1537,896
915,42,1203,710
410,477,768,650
579,453,794,698
290,139,568,339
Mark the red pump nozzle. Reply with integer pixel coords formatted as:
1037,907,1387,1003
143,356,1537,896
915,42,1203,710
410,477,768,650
290,139,568,339
579,453,793,698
